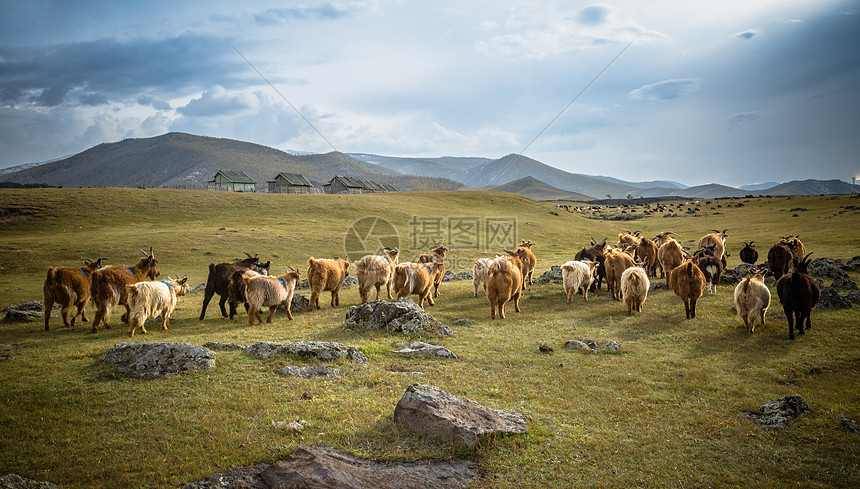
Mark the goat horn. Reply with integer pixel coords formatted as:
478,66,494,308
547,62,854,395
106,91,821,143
242,251,252,258
139,248,149,256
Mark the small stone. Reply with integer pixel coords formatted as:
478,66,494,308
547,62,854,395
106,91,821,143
539,344,553,353
603,341,621,352
743,394,810,430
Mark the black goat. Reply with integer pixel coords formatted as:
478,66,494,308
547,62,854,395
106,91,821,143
199,252,268,320
694,244,723,294
739,241,758,264
776,253,820,340
574,237,607,291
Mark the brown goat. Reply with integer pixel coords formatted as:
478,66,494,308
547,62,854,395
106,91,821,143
393,260,443,309
779,235,807,265
776,253,820,340
354,247,400,302
307,257,350,310
767,241,795,279
616,231,640,248
656,233,684,286
698,229,728,265
636,237,659,278
670,260,706,319
516,240,537,288
417,245,448,297
43,257,105,331
89,249,160,334
604,248,636,301
244,268,302,325
486,251,525,319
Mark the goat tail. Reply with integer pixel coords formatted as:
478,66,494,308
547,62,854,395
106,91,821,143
45,267,56,285
686,262,694,279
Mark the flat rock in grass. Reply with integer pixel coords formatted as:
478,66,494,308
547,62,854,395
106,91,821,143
564,339,604,353
843,256,860,272
2,301,46,321
291,292,310,313
808,258,846,279
839,414,860,435
831,274,857,290
277,365,344,379
202,341,249,352
181,446,478,489
393,383,530,448
649,281,668,290
0,474,61,489
392,341,457,359
847,291,860,305
817,287,853,309
451,318,476,326
442,271,473,282
743,394,810,430
343,299,453,335
721,263,756,285
246,341,368,365
181,463,270,489
533,266,563,284
102,342,216,379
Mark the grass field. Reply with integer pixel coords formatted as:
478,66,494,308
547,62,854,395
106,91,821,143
1,188,859,488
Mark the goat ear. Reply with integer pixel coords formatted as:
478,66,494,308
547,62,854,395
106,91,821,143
180,277,188,285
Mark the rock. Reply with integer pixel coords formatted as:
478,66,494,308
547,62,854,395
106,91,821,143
2,301,46,321
0,356,13,362
743,394,810,430
649,281,668,290
272,420,308,432
291,292,310,313
839,414,859,435
843,256,860,272
847,291,860,305
442,271,473,282
451,318,476,326
533,266,563,284
816,287,853,309
342,276,357,287
720,263,756,285
392,341,457,359
181,464,271,489
603,341,622,353
102,342,216,379
277,365,344,378
260,445,479,489
564,340,596,352
343,299,453,335
808,258,849,280
393,383,530,448
831,274,857,290
202,341,248,352
0,474,61,488
539,344,553,353
246,341,368,365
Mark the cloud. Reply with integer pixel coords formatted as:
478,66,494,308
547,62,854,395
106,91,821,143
177,86,258,117
628,79,702,102
31,85,68,106
253,3,357,25
578,5,611,25
80,93,109,106
735,29,759,40
137,95,171,111
725,111,765,130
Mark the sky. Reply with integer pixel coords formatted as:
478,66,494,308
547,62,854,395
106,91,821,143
1,0,858,187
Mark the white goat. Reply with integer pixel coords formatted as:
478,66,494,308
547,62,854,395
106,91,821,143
733,268,771,333
126,276,188,337
561,260,598,302
243,269,301,326
620,266,650,314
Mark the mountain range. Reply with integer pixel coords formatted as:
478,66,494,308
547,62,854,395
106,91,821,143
0,132,854,199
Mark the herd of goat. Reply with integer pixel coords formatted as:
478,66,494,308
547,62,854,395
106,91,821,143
41,232,821,340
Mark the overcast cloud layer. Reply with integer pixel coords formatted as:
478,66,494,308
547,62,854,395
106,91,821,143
1,0,858,186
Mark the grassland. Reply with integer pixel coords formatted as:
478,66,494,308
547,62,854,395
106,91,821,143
0,188,859,488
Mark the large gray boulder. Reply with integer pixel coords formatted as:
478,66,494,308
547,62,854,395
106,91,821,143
533,266,563,284
344,299,453,335
182,446,478,489
2,301,46,322
816,287,853,309
102,342,216,379
246,341,368,365
393,383,530,448
0,474,61,489
276,365,344,379
743,394,810,430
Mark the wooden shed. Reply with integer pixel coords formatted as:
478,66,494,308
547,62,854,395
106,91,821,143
267,172,317,194
208,170,256,192
323,175,366,194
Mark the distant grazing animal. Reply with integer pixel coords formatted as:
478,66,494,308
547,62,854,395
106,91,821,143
418,245,448,297
199,252,269,320
126,276,188,337
89,248,160,334
739,242,758,264
656,232,684,286
604,248,636,301
354,247,400,303
243,267,302,326
776,253,820,340
670,260,706,320
43,257,105,331
486,250,525,319
561,259,599,302
393,260,443,309
307,257,350,310
767,241,795,279
620,265,650,315
574,238,607,291
516,240,538,288
694,244,723,294
733,267,771,334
